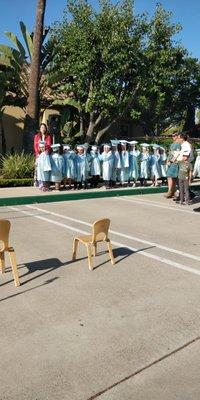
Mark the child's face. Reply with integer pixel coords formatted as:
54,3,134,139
40,145,45,152
183,155,189,161
78,148,84,154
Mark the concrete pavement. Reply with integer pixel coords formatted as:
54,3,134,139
0,194,200,399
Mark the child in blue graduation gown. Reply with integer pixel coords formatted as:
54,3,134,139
129,140,140,187
90,145,101,188
150,145,161,186
99,144,115,189
111,140,121,187
139,144,150,186
50,144,65,190
62,144,75,189
37,141,51,191
159,146,167,184
193,149,200,178
119,141,129,185
74,145,91,189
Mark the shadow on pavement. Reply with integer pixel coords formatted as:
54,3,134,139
0,277,59,302
92,245,155,269
0,257,72,288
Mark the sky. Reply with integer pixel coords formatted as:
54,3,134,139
0,0,200,59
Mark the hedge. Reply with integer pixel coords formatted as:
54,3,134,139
0,178,33,188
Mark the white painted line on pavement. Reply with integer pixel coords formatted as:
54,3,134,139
25,205,200,263
115,196,198,215
9,206,200,277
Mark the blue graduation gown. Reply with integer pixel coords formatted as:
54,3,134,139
50,153,65,182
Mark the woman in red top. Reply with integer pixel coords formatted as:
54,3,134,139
34,123,52,157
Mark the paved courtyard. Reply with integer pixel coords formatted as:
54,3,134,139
0,192,200,400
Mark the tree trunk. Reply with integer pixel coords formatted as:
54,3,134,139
95,121,114,144
23,0,46,152
0,116,6,155
183,105,195,132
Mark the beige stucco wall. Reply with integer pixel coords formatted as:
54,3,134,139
0,107,60,154
41,108,60,125
1,106,25,153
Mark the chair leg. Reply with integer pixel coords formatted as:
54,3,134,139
93,243,97,256
86,244,93,271
107,240,115,265
72,238,79,261
8,248,20,287
0,251,5,273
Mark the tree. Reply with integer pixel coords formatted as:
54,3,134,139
49,1,200,142
0,21,55,109
49,0,148,143
0,90,6,155
133,4,200,135
23,0,46,152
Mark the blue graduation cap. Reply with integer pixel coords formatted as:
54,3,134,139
140,143,150,148
63,144,71,150
51,143,61,151
110,139,119,147
119,139,128,145
129,140,138,145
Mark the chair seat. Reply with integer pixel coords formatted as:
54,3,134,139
75,235,92,244
72,218,115,270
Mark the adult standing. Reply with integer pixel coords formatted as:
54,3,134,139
33,123,52,187
33,123,52,157
165,132,181,198
177,132,194,162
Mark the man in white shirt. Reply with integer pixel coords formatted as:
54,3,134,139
177,133,194,162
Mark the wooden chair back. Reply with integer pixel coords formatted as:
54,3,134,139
92,218,110,243
0,219,20,286
0,219,10,251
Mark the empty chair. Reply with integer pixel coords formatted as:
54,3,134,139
0,220,20,287
72,218,115,270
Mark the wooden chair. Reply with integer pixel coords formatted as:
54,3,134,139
0,220,20,287
72,218,115,270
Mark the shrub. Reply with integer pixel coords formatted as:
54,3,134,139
0,178,33,187
0,152,35,179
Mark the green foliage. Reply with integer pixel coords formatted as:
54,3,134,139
0,178,33,187
49,0,200,141
0,152,35,179
134,4,200,133
49,0,148,142
0,22,56,107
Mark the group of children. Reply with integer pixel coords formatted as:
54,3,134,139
35,139,200,191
